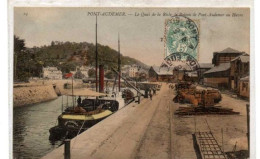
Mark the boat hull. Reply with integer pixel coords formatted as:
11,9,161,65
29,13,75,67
49,110,113,141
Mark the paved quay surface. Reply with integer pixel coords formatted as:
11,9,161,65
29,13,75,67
170,86,249,159
42,83,174,159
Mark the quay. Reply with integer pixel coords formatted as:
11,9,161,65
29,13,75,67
42,83,249,159
42,83,173,159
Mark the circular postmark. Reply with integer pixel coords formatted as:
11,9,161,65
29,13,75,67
165,15,199,58
160,52,201,81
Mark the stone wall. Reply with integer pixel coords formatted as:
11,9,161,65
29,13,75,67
13,85,58,107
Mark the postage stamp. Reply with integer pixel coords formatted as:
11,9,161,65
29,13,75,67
164,15,199,59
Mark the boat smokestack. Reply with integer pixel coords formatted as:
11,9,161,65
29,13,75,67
99,65,104,93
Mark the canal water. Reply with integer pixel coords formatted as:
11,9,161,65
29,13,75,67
13,96,73,159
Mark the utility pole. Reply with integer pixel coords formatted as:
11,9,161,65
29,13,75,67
95,15,98,92
72,76,74,108
118,33,121,92
246,104,250,157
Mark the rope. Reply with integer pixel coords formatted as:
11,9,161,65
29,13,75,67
59,131,69,147
71,119,87,149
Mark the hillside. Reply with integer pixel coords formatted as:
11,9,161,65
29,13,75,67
32,41,148,69
15,40,148,81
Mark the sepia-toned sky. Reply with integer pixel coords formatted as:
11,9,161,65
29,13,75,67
14,7,250,65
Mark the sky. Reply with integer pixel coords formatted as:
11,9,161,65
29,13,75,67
14,7,250,66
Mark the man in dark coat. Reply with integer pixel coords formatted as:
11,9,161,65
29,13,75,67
77,96,82,106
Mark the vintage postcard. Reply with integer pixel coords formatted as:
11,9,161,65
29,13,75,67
11,5,253,159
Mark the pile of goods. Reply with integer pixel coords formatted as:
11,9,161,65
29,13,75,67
173,81,239,115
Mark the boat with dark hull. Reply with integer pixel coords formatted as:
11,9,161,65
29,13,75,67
49,99,114,140
49,87,136,141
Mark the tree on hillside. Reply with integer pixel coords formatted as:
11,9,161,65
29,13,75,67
105,71,115,79
14,35,25,53
14,35,29,82
88,69,96,78
74,70,85,79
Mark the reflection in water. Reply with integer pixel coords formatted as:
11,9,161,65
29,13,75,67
13,96,73,159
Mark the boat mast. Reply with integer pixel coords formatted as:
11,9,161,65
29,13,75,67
118,33,121,92
95,15,98,92
72,76,74,108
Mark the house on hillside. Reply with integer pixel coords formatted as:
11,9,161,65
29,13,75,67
42,67,62,80
203,63,230,88
69,66,93,79
148,66,174,82
121,64,145,78
129,65,139,78
230,54,250,91
212,47,244,66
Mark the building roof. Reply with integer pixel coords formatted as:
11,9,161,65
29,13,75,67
204,63,230,74
199,63,214,69
231,54,250,63
218,47,243,54
240,76,249,81
151,66,174,75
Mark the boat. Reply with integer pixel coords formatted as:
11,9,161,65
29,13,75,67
49,91,115,140
49,85,137,140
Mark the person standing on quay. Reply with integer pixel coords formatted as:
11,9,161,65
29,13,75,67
149,91,153,100
77,96,82,106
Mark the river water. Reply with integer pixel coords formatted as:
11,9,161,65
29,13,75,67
13,96,73,159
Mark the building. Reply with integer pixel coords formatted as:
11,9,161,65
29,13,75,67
184,71,199,82
230,54,250,91
129,65,139,78
136,68,148,81
212,47,244,66
203,63,230,88
148,66,175,82
203,48,246,89
78,66,90,78
121,65,130,77
73,66,92,79
239,76,249,98
198,63,214,76
198,63,214,83
42,67,62,79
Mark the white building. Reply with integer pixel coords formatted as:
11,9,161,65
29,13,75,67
77,66,90,78
72,66,93,78
129,65,139,77
42,67,62,79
